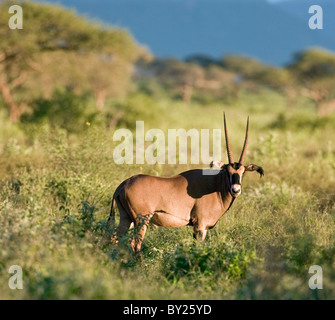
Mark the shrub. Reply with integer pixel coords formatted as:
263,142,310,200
21,88,98,134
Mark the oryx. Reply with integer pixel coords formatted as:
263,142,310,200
107,114,264,253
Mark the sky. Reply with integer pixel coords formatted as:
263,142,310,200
266,0,291,3
33,0,335,66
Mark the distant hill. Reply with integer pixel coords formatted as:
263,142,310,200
34,0,335,66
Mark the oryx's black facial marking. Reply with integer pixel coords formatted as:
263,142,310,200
232,173,241,185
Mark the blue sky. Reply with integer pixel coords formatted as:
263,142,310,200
33,0,335,65
266,0,291,3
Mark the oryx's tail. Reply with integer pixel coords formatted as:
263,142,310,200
107,196,117,232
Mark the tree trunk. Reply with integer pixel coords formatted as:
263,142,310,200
0,78,22,122
300,88,329,117
285,87,298,108
182,84,193,104
317,99,335,117
109,110,124,128
95,89,107,110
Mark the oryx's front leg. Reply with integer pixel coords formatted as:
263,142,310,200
130,213,154,254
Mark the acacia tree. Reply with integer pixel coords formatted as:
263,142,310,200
0,1,142,121
148,58,207,103
222,55,293,90
288,49,335,116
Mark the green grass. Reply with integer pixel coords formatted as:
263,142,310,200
1,90,335,299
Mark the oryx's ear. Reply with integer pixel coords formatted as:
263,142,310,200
244,164,264,177
210,160,225,169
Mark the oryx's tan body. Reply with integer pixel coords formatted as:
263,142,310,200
107,114,264,253
110,169,234,243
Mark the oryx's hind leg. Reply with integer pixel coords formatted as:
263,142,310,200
130,213,154,254
112,215,133,244
110,198,133,245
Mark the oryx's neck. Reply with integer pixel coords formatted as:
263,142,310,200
178,169,234,213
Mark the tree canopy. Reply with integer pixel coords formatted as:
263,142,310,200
0,0,145,121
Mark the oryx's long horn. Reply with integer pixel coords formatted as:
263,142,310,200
223,112,233,164
239,116,249,165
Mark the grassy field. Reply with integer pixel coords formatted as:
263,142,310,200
0,89,335,300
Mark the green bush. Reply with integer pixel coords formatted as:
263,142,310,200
270,112,335,131
165,240,258,286
20,88,99,134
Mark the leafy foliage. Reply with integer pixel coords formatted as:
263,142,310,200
21,88,97,133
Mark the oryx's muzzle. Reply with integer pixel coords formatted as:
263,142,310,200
231,184,241,197
230,172,241,197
